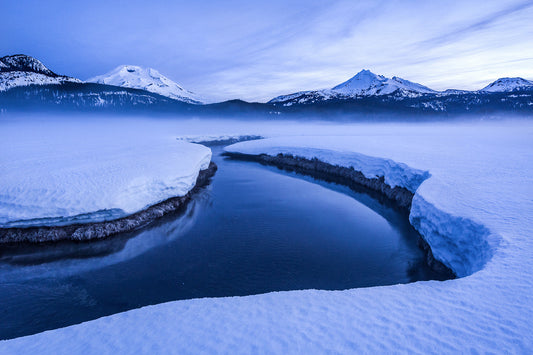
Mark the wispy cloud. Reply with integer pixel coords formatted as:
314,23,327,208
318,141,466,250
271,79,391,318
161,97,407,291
416,0,533,49
2,0,533,101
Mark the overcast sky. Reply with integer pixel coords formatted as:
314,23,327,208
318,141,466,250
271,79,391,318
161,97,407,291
3,0,533,102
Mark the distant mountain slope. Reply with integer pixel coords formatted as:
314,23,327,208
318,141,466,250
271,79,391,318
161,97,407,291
1,56,532,118
88,65,202,104
270,70,436,104
0,82,195,113
267,70,533,116
480,77,533,92
331,69,435,96
0,54,81,91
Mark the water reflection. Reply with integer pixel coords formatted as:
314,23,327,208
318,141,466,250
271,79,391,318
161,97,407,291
0,147,448,340
0,191,210,281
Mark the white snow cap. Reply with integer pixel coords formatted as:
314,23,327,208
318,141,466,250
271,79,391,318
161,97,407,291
331,69,435,96
88,65,203,104
480,77,533,92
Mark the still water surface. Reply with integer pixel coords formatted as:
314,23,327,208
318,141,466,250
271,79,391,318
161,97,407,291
0,147,447,339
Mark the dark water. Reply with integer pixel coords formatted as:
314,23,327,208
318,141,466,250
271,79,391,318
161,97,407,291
0,147,447,340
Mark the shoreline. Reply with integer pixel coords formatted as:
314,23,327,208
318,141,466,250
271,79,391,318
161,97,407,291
224,152,455,278
0,162,217,244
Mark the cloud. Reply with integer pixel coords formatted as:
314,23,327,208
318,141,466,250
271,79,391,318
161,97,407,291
416,0,533,49
2,0,533,101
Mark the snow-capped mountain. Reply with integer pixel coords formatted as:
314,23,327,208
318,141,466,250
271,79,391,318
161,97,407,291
331,69,435,96
0,54,81,91
88,65,203,104
480,77,533,92
270,70,435,103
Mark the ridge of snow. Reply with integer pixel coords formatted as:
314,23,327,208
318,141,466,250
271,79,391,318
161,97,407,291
88,65,203,104
480,77,533,92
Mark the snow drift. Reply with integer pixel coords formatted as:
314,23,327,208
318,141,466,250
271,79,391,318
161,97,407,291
0,118,212,229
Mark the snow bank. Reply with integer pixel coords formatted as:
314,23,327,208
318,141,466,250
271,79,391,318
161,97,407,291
2,120,533,353
224,139,494,276
224,144,430,194
0,118,211,228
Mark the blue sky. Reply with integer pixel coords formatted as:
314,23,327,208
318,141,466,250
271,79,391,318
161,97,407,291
3,0,533,102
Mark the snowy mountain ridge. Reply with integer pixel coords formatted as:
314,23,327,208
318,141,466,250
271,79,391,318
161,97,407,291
269,69,533,105
331,69,436,96
270,70,437,103
0,54,81,91
88,65,203,104
480,77,533,92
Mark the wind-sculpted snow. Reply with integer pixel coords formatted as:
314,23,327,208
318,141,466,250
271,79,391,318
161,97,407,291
225,144,430,194
1,120,532,353
410,194,494,277
0,119,211,228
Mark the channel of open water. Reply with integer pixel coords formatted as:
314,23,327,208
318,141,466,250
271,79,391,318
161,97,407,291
0,146,449,339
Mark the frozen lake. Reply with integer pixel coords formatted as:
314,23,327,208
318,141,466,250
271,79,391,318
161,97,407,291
0,145,449,340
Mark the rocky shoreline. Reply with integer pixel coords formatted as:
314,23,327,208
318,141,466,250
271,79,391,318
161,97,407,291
0,162,217,244
225,152,455,278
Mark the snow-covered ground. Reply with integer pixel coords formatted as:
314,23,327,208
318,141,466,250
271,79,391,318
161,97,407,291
0,117,211,228
1,117,532,353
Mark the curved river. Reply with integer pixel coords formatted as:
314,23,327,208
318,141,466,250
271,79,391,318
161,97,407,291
0,146,449,339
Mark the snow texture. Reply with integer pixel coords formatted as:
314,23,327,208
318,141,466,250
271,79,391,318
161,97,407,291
1,119,533,353
88,65,203,104
0,119,211,228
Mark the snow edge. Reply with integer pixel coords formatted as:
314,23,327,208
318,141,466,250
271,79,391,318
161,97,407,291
224,145,497,277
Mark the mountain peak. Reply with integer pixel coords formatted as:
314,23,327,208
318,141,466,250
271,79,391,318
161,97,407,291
0,54,58,77
331,70,434,96
331,69,385,93
0,54,81,92
88,65,203,104
480,77,533,92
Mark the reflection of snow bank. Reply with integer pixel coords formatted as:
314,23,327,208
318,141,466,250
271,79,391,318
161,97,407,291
0,190,210,283
0,120,212,228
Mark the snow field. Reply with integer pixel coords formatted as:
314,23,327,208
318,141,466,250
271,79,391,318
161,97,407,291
1,118,532,353
0,118,211,227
